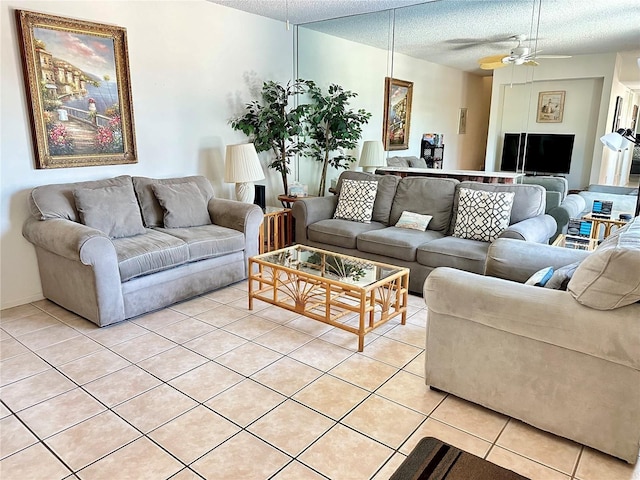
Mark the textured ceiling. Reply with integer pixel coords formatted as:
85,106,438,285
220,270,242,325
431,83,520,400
209,0,640,79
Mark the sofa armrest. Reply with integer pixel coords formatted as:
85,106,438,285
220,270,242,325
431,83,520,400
424,267,640,368
485,238,590,282
499,214,556,243
23,217,114,264
291,196,338,243
23,217,125,325
208,198,263,265
547,194,587,239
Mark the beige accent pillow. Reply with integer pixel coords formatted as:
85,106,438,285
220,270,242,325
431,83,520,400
73,183,145,238
395,211,433,231
568,217,640,309
151,182,211,228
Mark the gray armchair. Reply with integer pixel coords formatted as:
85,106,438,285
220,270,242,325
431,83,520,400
423,218,640,464
521,176,585,241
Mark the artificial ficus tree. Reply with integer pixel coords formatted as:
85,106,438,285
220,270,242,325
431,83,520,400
230,79,309,195
303,82,372,196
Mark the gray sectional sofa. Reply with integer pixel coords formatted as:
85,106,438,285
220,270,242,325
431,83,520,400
23,175,263,327
292,171,556,293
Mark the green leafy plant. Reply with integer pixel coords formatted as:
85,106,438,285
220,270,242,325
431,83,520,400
303,82,372,196
230,80,309,195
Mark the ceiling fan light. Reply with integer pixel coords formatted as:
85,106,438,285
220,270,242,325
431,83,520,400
514,57,525,65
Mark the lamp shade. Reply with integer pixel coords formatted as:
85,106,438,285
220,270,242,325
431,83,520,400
359,140,385,172
224,143,265,183
600,132,632,151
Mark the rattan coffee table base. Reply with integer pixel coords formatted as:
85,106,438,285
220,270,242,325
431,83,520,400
248,248,409,352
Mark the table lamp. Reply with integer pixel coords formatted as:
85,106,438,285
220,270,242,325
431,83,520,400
224,143,265,203
358,140,385,173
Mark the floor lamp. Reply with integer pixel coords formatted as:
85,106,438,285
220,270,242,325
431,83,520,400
224,143,265,204
600,129,640,217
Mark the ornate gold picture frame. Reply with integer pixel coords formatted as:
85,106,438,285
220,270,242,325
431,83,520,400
16,10,137,168
383,77,413,151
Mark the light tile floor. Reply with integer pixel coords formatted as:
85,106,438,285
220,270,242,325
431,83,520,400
1,281,638,480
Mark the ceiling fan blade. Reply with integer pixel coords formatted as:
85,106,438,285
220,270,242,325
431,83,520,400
523,60,539,66
478,54,507,64
480,62,508,70
536,55,572,59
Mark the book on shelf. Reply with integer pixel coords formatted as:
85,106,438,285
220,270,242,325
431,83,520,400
422,133,444,147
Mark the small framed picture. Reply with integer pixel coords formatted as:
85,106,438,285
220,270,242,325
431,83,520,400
537,91,565,123
457,108,467,134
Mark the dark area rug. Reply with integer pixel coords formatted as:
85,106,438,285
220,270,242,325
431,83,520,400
390,437,530,480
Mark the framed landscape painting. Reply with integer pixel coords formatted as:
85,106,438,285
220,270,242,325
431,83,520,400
16,10,137,168
383,77,413,151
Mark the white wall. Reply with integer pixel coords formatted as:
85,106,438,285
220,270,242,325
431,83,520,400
486,52,619,188
297,27,491,193
496,78,603,189
1,0,295,308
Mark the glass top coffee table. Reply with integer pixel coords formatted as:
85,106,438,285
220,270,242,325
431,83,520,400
248,245,410,351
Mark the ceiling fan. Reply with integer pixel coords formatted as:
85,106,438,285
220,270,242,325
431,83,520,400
478,35,571,70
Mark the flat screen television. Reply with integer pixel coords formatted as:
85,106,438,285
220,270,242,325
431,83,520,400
501,133,575,174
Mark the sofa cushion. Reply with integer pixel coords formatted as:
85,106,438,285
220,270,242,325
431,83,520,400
389,177,458,233
112,229,190,282
308,219,386,249
449,182,546,235
73,183,146,239
133,176,215,227
408,157,428,168
544,261,580,290
29,175,132,222
395,211,432,231
358,227,443,262
152,182,212,228
417,236,490,274
155,225,244,262
336,171,400,225
387,156,413,167
333,179,378,223
452,188,515,242
568,217,640,309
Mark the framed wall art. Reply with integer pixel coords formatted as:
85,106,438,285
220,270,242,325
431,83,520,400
383,77,413,150
536,90,565,123
16,10,137,168
457,107,468,134
612,96,623,132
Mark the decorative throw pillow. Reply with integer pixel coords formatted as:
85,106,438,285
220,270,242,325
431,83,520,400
333,179,378,223
73,183,146,238
452,188,515,242
395,211,433,231
544,261,581,290
408,157,428,168
525,267,554,287
151,182,212,228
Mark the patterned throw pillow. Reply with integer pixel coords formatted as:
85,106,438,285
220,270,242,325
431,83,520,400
333,179,378,223
452,188,515,242
395,211,433,231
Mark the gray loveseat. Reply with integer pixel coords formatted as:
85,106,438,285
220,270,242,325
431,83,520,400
23,175,263,327
424,217,640,463
292,171,556,293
